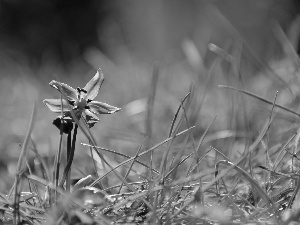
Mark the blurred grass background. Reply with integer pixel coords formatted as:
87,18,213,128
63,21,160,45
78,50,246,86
0,0,300,192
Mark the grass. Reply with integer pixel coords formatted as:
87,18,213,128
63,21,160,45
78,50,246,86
2,68,300,225
1,12,300,225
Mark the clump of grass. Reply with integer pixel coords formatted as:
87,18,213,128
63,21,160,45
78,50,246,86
2,46,300,225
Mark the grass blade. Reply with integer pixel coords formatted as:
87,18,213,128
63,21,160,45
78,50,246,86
81,144,159,175
118,145,143,193
146,64,159,178
219,85,300,117
13,103,36,225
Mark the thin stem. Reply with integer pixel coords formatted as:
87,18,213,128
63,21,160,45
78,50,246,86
59,124,78,191
53,99,65,204
53,131,64,203
66,130,72,192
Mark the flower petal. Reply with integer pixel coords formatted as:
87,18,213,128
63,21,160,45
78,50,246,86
49,80,77,101
83,68,104,100
88,101,121,114
43,99,70,113
84,110,99,128
84,109,99,120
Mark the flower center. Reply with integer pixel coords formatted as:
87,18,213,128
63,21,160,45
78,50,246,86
72,87,92,113
77,98,87,111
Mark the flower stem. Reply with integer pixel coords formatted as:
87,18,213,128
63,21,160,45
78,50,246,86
66,129,72,192
59,123,78,191
53,120,64,204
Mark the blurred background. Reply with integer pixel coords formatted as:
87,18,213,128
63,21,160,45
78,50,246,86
0,0,300,191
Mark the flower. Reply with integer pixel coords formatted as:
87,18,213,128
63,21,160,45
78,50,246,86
43,68,121,128
52,113,74,133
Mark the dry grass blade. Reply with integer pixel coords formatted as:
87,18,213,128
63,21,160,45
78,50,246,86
258,166,293,178
88,143,99,177
166,91,193,177
196,115,218,153
146,64,159,176
168,92,191,137
167,130,190,180
273,134,296,171
167,148,213,181
29,142,51,183
249,119,272,154
219,85,300,117
13,103,36,225
209,146,231,195
264,91,279,170
210,146,230,161
159,92,193,183
165,152,194,180
202,130,241,143
188,115,218,175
